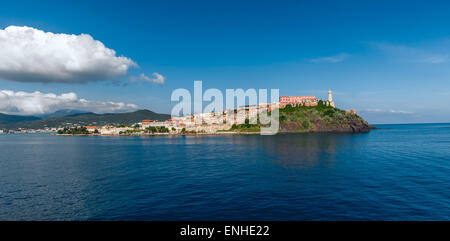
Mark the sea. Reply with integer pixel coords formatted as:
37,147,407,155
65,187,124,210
1,123,450,220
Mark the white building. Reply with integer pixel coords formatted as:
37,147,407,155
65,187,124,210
100,126,131,135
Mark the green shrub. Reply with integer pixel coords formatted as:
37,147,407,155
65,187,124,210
302,120,309,129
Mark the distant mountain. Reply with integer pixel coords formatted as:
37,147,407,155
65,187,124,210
0,109,171,130
37,109,91,119
0,113,40,125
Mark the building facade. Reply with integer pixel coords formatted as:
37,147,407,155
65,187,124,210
279,96,318,108
279,90,335,108
85,126,100,133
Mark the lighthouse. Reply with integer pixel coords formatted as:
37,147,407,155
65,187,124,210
327,90,335,108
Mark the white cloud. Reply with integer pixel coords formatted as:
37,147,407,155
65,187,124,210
130,72,166,84
149,72,166,84
0,90,139,115
0,26,137,83
310,53,349,63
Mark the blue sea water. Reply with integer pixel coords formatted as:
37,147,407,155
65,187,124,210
1,123,450,220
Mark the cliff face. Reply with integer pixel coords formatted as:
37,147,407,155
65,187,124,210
278,104,373,133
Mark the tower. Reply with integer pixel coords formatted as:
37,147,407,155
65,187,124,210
327,90,335,108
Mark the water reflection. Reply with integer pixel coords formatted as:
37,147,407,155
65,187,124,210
161,133,359,169
258,133,353,169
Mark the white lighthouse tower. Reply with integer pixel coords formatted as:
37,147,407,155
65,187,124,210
327,90,335,107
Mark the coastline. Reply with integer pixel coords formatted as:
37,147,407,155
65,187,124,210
53,127,377,137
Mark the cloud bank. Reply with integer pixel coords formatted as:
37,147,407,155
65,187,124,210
0,26,137,83
0,90,139,115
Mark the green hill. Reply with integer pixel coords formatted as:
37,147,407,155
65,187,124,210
0,110,170,130
0,113,40,125
36,109,90,119
230,102,374,133
279,102,373,133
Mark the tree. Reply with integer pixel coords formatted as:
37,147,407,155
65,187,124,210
284,104,294,112
80,127,88,133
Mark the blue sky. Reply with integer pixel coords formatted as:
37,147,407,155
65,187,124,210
1,0,450,123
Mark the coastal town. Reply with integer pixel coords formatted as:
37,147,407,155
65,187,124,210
0,91,354,135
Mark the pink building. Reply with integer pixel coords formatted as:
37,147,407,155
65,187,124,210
279,96,318,108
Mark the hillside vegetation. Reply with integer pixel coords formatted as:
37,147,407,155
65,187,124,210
229,101,373,133
279,101,373,133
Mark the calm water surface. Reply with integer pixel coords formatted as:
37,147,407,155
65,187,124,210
1,123,450,220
